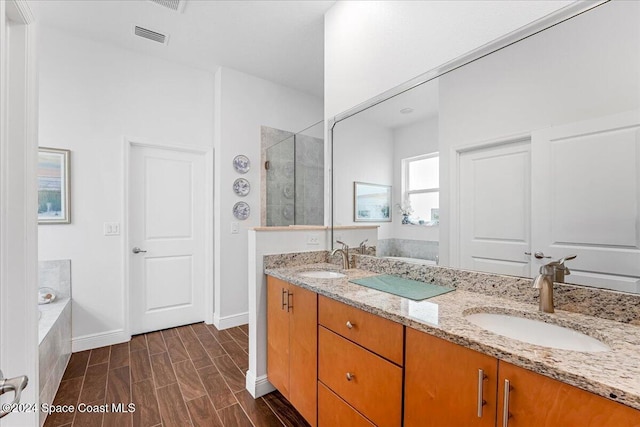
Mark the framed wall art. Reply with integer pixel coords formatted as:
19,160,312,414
354,181,391,222
38,147,71,224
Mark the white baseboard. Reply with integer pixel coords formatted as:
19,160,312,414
213,311,248,330
245,370,275,398
72,329,130,352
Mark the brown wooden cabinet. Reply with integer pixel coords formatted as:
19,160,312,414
404,327,498,427
405,327,640,427
498,361,640,427
318,296,404,427
267,276,317,426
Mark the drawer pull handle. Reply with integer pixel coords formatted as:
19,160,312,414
346,372,355,381
502,379,512,427
281,288,287,310
346,321,354,329
287,291,293,312
477,369,487,418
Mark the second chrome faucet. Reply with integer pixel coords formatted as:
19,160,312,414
532,254,577,313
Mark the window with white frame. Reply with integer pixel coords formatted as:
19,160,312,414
402,153,439,225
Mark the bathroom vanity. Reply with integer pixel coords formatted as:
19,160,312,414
265,257,640,427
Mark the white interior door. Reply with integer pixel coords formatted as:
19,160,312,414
0,1,38,425
531,109,640,292
458,141,532,277
129,144,205,334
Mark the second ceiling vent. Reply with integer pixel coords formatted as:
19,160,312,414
134,26,168,45
148,0,186,13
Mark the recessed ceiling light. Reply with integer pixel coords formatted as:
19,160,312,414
400,107,414,114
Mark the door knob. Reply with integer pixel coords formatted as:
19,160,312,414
525,251,551,259
0,370,29,419
132,247,147,254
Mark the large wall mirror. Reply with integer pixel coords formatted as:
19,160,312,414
331,1,640,294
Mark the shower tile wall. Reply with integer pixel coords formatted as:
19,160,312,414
377,238,439,261
266,134,295,226
262,126,324,226
294,133,324,225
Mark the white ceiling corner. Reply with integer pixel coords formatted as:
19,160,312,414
28,0,335,97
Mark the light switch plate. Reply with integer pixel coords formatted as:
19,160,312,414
104,222,120,236
231,222,239,234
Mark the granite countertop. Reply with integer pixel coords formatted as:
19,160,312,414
265,263,640,411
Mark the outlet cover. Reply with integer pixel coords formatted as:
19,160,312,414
231,222,240,234
307,233,320,245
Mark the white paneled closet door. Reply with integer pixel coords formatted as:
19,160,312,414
129,144,206,334
458,141,532,277
531,109,640,293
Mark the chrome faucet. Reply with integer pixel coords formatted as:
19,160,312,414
532,255,576,313
332,240,350,269
358,239,368,254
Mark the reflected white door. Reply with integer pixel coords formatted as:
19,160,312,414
531,109,640,292
130,145,205,334
458,141,532,276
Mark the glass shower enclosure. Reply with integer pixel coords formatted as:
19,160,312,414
264,121,324,226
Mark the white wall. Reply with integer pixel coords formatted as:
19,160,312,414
392,116,439,242
213,68,323,328
332,115,393,237
38,27,214,349
438,0,640,265
324,0,572,118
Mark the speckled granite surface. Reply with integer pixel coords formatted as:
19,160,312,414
355,255,640,324
265,261,640,411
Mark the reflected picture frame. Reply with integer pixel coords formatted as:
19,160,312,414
354,181,391,222
38,147,71,224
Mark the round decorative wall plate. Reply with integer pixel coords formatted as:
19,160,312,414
233,155,250,174
233,201,250,220
233,178,250,196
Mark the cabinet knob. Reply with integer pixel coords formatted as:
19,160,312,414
346,321,354,329
346,372,355,381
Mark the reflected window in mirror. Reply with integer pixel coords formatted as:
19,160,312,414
402,153,439,226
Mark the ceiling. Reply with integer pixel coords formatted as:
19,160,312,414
28,1,574,100
28,0,335,97
356,80,440,130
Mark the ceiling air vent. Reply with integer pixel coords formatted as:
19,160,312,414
134,26,168,45
148,0,186,13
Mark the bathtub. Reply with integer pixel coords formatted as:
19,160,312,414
38,260,72,427
384,256,437,266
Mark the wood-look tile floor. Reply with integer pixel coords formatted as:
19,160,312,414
44,323,310,427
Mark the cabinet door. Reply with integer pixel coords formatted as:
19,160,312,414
404,328,498,427
289,285,318,427
498,361,640,427
267,276,290,398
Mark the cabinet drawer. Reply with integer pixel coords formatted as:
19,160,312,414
318,295,404,365
318,326,402,427
318,382,375,427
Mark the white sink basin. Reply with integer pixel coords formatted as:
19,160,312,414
465,312,610,352
299,270,346,279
